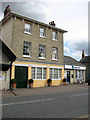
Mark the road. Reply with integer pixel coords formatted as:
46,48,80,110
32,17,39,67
2,88,88,118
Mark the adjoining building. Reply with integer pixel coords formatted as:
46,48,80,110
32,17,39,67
64,56,86,84
80,50,90,84
0,39,16,90
1,5,67,88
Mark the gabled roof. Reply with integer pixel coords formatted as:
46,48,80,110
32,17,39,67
0,39,16,61
80,56,90,63
1,11,67,33
64,56,85,66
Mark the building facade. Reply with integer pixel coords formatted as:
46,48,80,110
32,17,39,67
0,39,16,90
80,55,90,83
1,6,67,88
64,56,86,83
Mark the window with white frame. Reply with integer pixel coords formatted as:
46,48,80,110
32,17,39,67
52,48,58,60
50,68,61,80
23,41,31,57
52,31,57,40
32,67,46,80
39,45,46,58
76,70,83,79
24,23,31,34
40,28,46,37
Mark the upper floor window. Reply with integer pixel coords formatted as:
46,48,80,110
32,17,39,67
52,47,58,60
40,28,46,37
39,45,46,59
24,23,31,34
23,41,31,57
52,31,58,40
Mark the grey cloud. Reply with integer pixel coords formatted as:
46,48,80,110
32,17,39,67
67,40,88,55
2,2,48,22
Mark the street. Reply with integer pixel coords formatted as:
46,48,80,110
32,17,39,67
2,87,88,118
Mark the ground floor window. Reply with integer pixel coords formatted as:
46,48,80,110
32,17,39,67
32,67,46,80
50,68,61,80
76,70,83,79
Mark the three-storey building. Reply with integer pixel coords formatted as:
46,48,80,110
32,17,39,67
1,6,67,88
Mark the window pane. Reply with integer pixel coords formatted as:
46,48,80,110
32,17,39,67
59,69,61,79
40,28,45,37
23,41,31,56
37,68,42,79
25,23,31,33
52,48,57,59
50,68,53,79
54,69,58,79
32,67,35,79
52,31,57,40
39,45,46,58
43,68,46,79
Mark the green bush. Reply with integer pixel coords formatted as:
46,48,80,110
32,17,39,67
63,78,66,82
11,79,16,84
47,79,52,83
28,79,34,83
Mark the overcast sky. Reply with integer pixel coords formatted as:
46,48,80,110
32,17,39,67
0,0,89,61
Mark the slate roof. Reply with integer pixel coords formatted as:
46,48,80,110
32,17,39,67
64,56,85,66
80,56,90,63
0,39,16,61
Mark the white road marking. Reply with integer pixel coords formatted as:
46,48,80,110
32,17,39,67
70,93,89,97
0,98,54,106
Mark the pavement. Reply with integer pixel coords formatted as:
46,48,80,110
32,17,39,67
1,83,88,98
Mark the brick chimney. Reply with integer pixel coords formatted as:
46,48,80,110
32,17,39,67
4,5,11,17
82,50,85,59
49,21,56,26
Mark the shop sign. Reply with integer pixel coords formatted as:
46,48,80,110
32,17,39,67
65,65,86,70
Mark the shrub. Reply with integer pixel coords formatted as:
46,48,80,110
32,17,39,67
63,78,66,82
11,79,16,84
47,79,52,83
28,79,34,83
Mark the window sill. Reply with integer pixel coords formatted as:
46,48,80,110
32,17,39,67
33,79,46,80
52,79,61,80
24,31,31,35
52,39,58,41
39,35,46,39
23,55,32,58
39,57,46,60
52,59,58,61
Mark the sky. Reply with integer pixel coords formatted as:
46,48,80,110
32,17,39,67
0,0,89,61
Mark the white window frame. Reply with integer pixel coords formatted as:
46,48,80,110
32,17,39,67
39,45,46,59
76,70,83,79
52,47,58,60
52,31,58,41
32,67,47,80
24,23,31,34
23,41,31,57
40,28,46,38
49,68,61,80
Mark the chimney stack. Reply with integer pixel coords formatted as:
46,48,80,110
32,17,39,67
49,21,56,26
82,50,85,59
4,5,11,17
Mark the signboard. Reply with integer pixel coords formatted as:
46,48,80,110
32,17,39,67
65,65,86,70
0,72,5,80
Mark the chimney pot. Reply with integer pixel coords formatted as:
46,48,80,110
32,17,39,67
49,21,56,26
82,50,85,59
4,5,11,17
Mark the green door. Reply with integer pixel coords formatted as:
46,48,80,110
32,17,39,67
15,66,28,88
